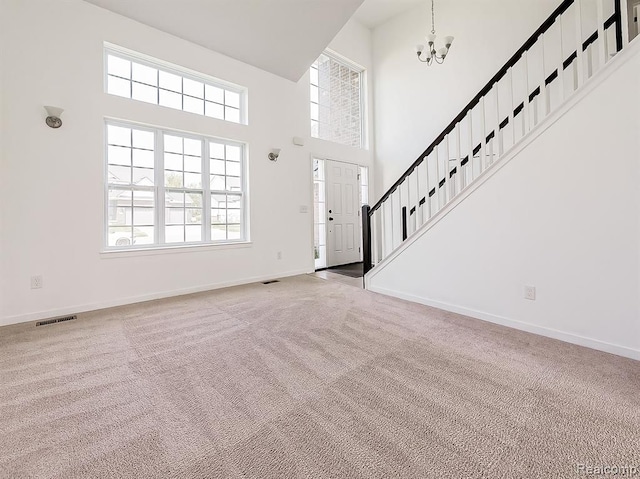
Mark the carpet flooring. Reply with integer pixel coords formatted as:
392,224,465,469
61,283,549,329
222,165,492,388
1,275,639,478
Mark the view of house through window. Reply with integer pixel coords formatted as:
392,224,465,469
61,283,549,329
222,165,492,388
106,122,245,249
310,52,364,148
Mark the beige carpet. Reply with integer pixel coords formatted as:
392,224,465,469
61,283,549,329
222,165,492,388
1,275,638,478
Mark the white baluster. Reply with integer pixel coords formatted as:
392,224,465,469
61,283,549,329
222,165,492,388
523,51,531,135
395,189,402,247
388,193,395,252
455,123,463,193
424,155,432,220
596,0,607,69
376,209,382,264
433,148,440,212
574,0,585,91
542,33,551,117
508,67,515,146
467,112,474,182
532,87,539,126
404,176,411,236
415,165,422,229
398,184,404,244
557,14,565,107
371,210,377,265
479,98,487,172
495,83,503,157
488,133,494,166
621,0,630,49
443,134,450,204
380,203,387,260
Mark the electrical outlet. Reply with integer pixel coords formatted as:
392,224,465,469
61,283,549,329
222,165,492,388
524,285,536,301
31,275,43,289
277,251,282,260
299,205,308,213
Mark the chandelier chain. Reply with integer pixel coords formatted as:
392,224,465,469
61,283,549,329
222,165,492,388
431,0,436,35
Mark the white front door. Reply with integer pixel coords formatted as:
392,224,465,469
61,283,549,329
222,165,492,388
325,159,361,267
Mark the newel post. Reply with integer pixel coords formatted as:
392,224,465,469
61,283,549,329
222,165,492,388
362,205,372,275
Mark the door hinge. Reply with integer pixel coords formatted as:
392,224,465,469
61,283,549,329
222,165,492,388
357,173,361,180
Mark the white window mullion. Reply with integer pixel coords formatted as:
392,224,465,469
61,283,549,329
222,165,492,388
103,122,110,248
203,140,211,242
157,130,166,245
240,192,245,241
240,89,247,125
241,145,246,241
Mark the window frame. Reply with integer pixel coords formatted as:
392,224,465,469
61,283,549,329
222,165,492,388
103,43,247,125
103,119,248,251
310,49,365,149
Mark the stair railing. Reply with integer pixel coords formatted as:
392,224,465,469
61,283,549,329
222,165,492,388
363,0,624,275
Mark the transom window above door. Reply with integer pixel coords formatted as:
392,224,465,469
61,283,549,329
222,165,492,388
310,52,364,149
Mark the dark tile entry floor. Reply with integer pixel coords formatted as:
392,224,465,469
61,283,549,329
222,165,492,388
325,262,363,278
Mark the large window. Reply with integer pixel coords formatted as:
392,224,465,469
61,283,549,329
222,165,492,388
310,52,364,148
105,46,245,124
106,122,246,249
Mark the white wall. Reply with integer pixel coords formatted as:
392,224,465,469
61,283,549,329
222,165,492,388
368,42,640,359
371,0,563,198
0,0,374,325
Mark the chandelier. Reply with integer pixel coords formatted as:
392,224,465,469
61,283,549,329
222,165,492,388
416,0,454,65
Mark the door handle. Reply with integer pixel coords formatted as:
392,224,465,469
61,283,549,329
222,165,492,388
328,217,334,221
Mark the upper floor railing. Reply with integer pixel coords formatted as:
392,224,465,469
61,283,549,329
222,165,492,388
363,0,624,274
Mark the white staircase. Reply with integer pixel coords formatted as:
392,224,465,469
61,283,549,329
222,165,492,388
361,0,640,360
363,0,625,272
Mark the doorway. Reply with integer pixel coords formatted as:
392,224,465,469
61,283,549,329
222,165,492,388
313,158,368,271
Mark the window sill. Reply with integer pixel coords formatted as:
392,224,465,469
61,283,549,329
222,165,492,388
100,241,252,259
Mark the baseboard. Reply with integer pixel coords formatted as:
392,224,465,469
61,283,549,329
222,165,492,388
368,285,640,361
0,268,312,328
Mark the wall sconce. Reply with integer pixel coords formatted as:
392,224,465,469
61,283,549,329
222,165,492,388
268,148,281,162
44,106,64,129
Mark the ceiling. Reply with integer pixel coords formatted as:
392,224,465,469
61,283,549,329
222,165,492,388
83,0,364,82
353,0,423,29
